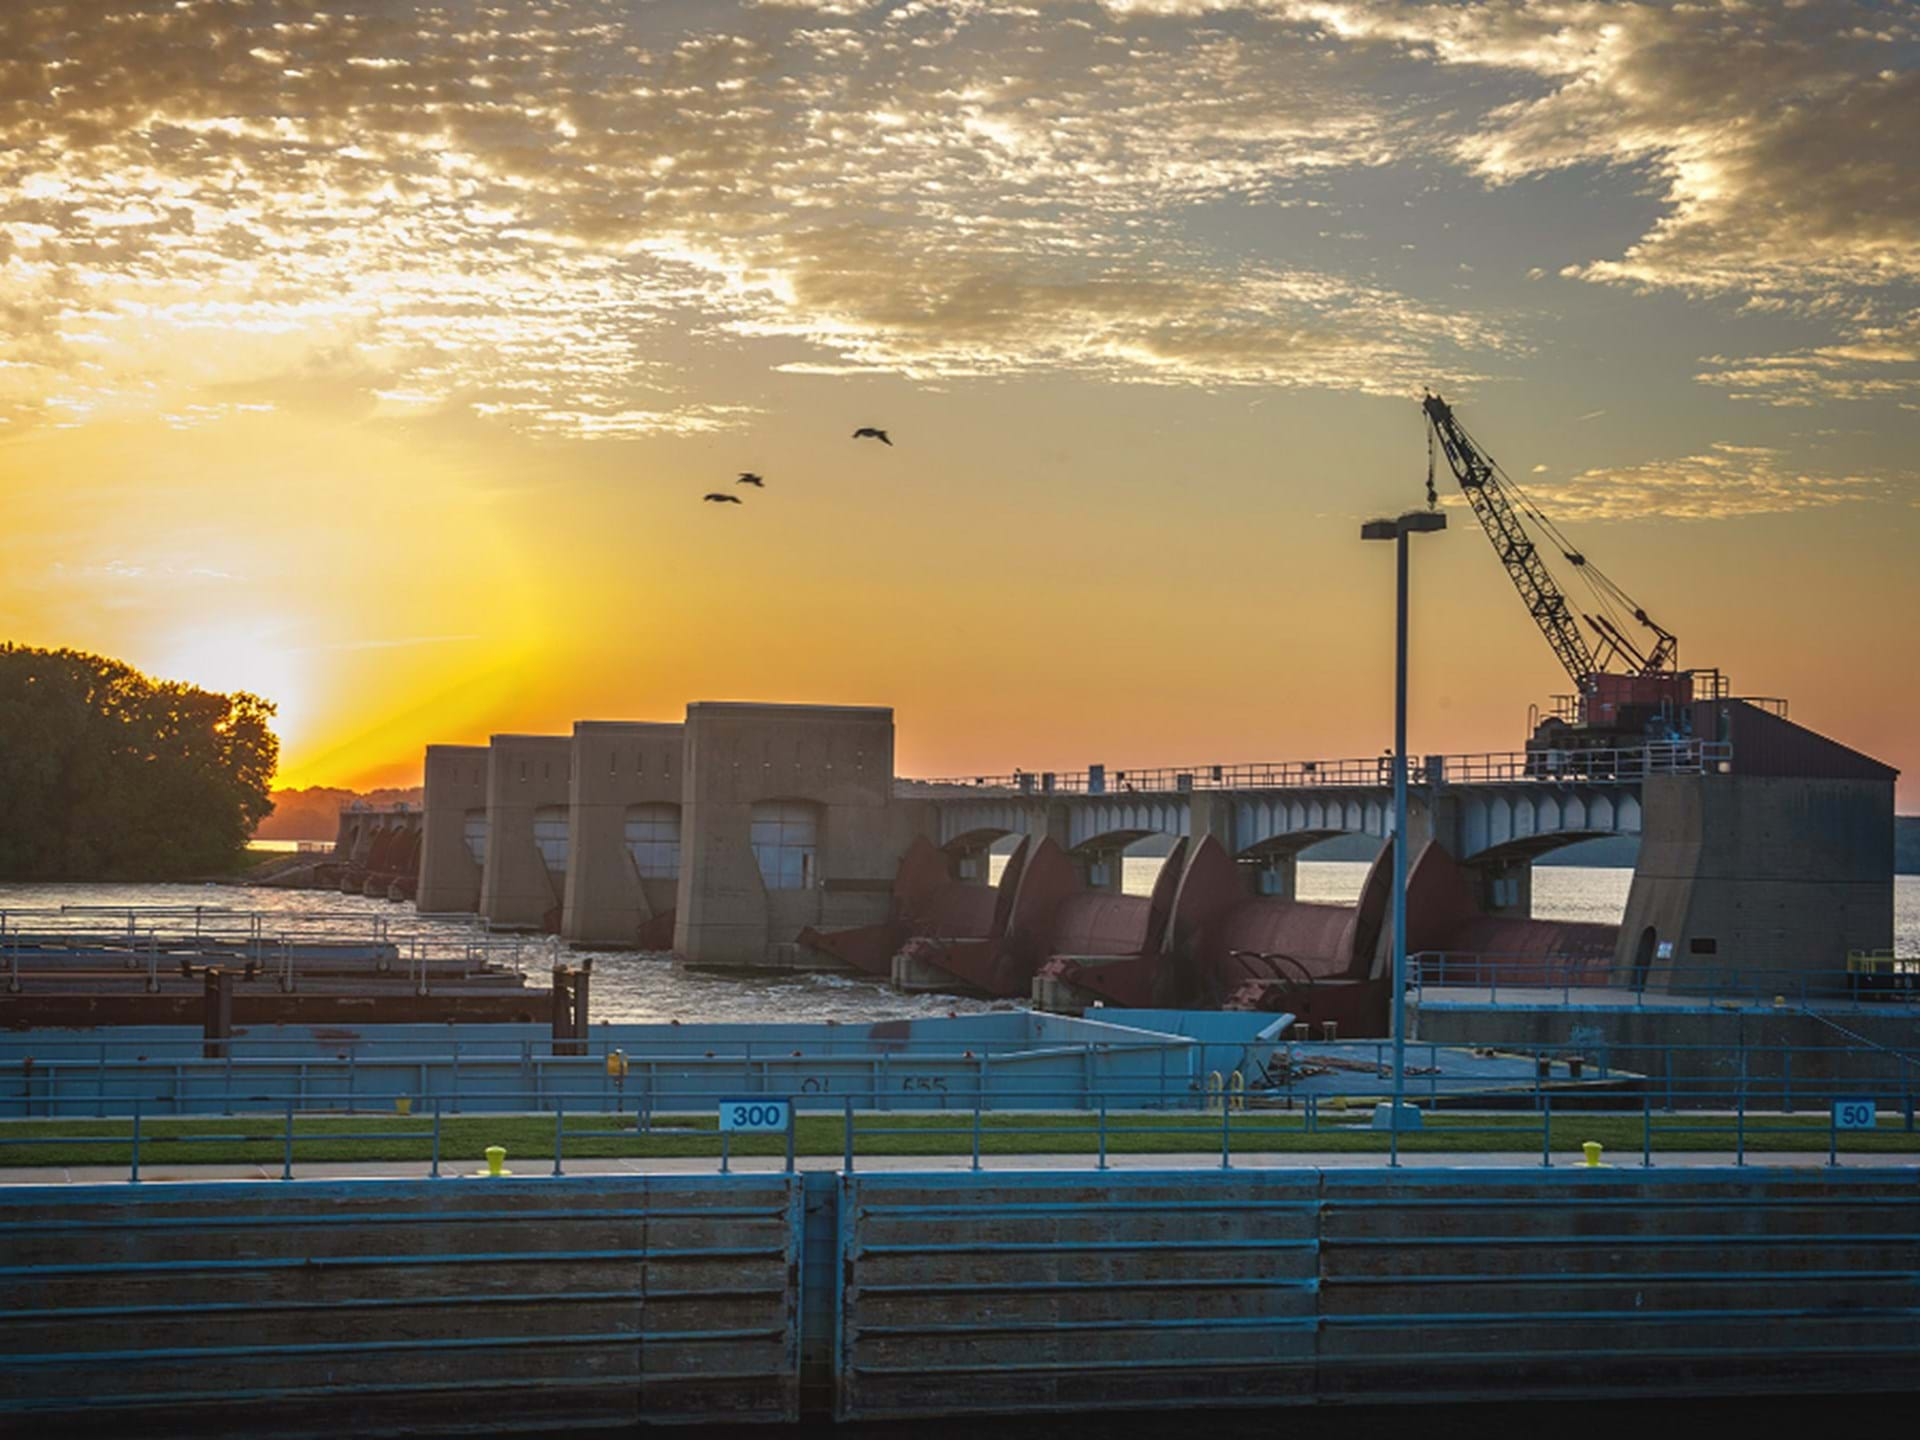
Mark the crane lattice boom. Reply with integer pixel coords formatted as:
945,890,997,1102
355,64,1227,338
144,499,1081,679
1421,392,1677,690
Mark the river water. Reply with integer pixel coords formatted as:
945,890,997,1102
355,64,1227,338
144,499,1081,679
3,865,1915,1025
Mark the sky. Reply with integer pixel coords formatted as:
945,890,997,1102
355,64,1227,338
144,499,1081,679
1,0,1915,802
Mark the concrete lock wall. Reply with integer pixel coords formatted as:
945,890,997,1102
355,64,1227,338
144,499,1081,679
673,703,905,969
0,1175,804,1431
478,734,574,931
1615,774,1894,989
5,1167,1915,1430
561,720,685,947
415,744,489,914
833,1166,1920,1420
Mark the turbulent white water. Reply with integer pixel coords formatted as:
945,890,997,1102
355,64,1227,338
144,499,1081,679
3,865,1915,1024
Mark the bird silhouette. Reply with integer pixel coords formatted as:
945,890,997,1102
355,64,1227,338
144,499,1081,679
736,472,765,486
703,493,743,504
852,427,892,445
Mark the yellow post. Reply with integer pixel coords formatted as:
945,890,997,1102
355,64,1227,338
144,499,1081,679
394,1096,412,1116
483,1144,508,1178
1583,1141,1603,1168
1205,1070,1224,1113
1228,1069,1246,1113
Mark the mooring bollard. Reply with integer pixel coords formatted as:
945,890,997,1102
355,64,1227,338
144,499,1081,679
1583,1140,1603,1168
479,1144,508,1178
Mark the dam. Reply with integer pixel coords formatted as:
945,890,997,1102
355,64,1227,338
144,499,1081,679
379,689,1895,1041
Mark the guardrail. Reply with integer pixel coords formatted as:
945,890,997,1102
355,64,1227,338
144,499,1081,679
1409,951,1920,1008
0,904,557,994
8,1031,1920,1120
2,1076,1916,1182
905,741,1729,795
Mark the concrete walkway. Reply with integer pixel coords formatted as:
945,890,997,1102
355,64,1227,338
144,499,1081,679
4,1150,1917,1185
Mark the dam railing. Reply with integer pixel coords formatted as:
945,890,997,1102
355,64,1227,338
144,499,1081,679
906,739,1730,794
1409,950,1920,1008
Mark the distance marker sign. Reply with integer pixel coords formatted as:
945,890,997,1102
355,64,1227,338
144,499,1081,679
1832,1099,1877,1130
719,1098,793,1133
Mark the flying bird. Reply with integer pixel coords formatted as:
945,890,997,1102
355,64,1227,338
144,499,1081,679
852,427,892,445
703,493,743,504
736,472,765,486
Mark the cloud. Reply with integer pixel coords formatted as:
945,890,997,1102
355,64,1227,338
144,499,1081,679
1695,311,1920,408
3,0,1912,442
309,634,482,653
1251,0,1920,299
0,0,1503,438
1524,442,1894,522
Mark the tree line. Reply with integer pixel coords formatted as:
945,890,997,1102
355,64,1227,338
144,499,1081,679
0,644,278,880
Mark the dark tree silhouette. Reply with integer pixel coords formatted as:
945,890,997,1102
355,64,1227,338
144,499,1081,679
0,644,279,879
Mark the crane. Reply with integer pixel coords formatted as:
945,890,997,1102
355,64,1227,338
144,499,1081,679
1421,392,1678,694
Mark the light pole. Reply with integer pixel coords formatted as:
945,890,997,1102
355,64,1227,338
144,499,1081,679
1361,509,1445,1160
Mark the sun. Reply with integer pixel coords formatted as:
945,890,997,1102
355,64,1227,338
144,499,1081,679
150,619,309,762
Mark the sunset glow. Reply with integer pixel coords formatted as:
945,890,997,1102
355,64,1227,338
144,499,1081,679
1,1,1914,800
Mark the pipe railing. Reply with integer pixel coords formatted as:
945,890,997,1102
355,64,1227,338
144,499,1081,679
1408,951,1920,1008
8,1036,1920,1119
3,1075,1916,1184
905,741,1730,795
0,905,556,992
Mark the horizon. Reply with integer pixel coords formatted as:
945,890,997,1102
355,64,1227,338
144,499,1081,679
3,2,1915,803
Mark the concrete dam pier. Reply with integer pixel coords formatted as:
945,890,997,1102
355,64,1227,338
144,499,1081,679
399,698,1896,1036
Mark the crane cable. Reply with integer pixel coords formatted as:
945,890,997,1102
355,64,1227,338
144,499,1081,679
1455,419,1655,650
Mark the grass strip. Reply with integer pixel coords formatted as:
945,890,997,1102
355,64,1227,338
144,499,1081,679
0,1109,1916,1168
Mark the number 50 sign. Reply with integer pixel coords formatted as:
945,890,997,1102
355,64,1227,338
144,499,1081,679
719,1098,793,1132
1832,1099,1877,1131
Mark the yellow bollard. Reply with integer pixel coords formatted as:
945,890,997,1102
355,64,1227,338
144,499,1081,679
475,1144,510,1178
1228,1069,1247,1113
1583,1141,1603,1168
394,1096,412,1116
1205,1070,1224,1114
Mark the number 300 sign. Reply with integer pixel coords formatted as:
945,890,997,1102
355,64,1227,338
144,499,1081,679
719,1098,793,1133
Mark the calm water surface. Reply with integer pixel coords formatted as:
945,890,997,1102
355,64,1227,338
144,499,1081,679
4,864,1915,1024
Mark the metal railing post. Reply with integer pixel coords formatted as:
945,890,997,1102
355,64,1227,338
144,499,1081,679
971,1103,982,1172
130,1100,141,1184
721,1129,731,1175
553,1103,565,1177
843,1097,855,1173
1541,1091,1552,1168
1828,1101,1839,1168
785,1108,796,1175
1098,1099,1108,1171
1735,1086,1745,1167
431,1099,442,1179
282,1099,294,1181
1642,1093,1651,1168
1220,1100,1231,1169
